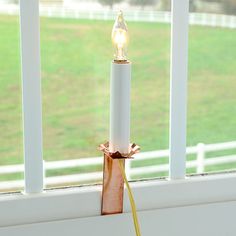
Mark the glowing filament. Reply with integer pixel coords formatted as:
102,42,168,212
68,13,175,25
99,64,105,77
112,11,129,61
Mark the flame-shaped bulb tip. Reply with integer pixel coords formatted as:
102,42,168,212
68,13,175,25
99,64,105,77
111,11,129,61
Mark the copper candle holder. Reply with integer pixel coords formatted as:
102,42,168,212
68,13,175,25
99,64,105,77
99,142,140,215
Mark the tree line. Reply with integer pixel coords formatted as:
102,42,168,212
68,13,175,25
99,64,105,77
98,0,236,15
6,0,236,15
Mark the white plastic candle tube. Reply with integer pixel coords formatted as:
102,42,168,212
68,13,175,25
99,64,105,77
109,61,131,154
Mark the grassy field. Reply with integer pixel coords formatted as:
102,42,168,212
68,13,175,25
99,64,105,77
0,15,236,185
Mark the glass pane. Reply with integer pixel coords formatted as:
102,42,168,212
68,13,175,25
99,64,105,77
187,1,236,175
130,20,170,180
0,3,23,193
40,1,171,188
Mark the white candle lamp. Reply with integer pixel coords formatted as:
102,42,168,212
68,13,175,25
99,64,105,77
110,11,131,154
99,11,140,216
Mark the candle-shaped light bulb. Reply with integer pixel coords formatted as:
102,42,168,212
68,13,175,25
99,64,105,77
112,11,129,61
110,11,131,154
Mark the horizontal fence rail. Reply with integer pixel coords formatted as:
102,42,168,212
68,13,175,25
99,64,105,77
0,4,236,29
0,141,236,191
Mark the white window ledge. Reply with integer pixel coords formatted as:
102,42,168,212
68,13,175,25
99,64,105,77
1,200,236,236
0,172,236,228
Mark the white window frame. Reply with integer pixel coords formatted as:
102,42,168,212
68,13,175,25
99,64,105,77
1,173,236,235
1,0,236,235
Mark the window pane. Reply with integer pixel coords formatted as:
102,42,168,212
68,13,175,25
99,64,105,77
0,5,23,192
40,1,171,188
130,20,170,180
187,1,236,175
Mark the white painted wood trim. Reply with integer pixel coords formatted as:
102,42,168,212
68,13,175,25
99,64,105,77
1,201,236,236
169,0,189,179
1,173,236,228
19,0,44,193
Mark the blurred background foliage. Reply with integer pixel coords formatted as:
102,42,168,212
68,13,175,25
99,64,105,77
3,0,236,15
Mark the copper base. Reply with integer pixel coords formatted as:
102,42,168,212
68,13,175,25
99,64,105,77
101,154,125,215
99,142,140,215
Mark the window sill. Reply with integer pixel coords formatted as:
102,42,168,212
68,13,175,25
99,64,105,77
1,172,236,228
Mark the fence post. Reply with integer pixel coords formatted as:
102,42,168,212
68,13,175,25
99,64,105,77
43,160,46,187
203,13,207,26
134,10,138,21
48,7,52,17
197,143,205,174
210,14,216,27
75,9,79,19
62,8,65,18
221,15,225,28
189,13,194,26
89,10,93,20
230,16,236,29
149,11,154,22
213,14,217,27
164,11,168,23
125,159,131,181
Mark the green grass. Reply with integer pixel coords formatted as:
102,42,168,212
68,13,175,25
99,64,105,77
0,15,236,187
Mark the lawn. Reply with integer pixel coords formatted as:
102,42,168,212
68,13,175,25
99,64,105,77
0,15,235,185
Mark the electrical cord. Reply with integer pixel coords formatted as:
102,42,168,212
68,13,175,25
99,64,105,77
118,159,141,236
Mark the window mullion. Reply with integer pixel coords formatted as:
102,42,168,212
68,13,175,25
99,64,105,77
19,0,44,193
169,0,189,179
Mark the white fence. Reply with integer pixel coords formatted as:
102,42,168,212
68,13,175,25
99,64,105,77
0,141,236,191
0,4,236,29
